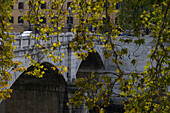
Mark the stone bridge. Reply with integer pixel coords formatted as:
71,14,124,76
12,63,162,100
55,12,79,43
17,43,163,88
9,32,107,87
0,33,155,113
9,33,154,87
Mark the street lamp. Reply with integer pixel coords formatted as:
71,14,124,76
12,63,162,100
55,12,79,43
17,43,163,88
105,0,109,33
28,22,32,31
68,7,72,32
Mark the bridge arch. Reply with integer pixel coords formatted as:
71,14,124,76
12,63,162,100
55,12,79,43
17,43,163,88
76,51,105,79
21,62,66,85
0,62,69,113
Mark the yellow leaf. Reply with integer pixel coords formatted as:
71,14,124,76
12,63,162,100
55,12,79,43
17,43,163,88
39,19,43,22
24,67,27,71
113,38,117,42
144,17,148,21
86,97,89,101
51,47,54,50
63,67,67,72
41,71,45,74
116,69,120,73
58,41,61,46
7,23,11,26
100,108,104,113
102,15,106,18
14,69,17,72
143,10,146,14
146,61,151,66
52,67,56,70
66,102,70,106
58,27,61,30
166,92,170,96
41,1,45,4
131,108,136,113
140,15,144,18
53,43,57,47
113,10,118,13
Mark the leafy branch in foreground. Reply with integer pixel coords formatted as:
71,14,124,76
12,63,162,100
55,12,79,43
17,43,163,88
0,0,26,100
0,0,169,113
69,0,170,112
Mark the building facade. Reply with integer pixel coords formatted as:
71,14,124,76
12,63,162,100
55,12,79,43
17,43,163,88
10,0,119,33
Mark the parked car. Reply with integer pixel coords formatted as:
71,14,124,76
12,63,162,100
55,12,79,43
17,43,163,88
21,31,33,37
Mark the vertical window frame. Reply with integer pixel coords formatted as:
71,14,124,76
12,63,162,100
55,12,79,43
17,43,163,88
116,3,121,9
18,16,24,24
10,16,14,23
41,2,46,9
67,2,72,9
67,17,73,24
40,17,46,24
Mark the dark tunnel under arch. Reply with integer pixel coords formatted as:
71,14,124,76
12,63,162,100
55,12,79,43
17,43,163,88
76,52,105,79
11,62,67,88
0,62,69,113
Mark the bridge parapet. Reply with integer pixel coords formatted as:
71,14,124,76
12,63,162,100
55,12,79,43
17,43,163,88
13,32,74,49
13,32,74,56
13,32,104,57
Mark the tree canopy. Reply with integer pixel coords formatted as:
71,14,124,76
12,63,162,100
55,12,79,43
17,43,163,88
0,0,169,112
0,0,26,100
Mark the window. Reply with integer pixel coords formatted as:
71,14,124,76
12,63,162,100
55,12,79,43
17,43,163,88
115,17,118,25
116,3,121,9
104,2,110,8
9,16,14,23
67,2,72,9
67,17,73,24
40,17,46,24
41,2,46,9
51,16,57,24
29,3,33,9
79,2,82,7
18,2,24,9
10,5,14,9
51,2,55,9
18,16,24,23
89,25,97,32
103,16,110,24
79,2,83,9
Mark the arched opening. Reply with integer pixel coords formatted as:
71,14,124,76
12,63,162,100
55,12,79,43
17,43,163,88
72,52,105,113
75,53,125,113
0,62,69,113
76,52,105,78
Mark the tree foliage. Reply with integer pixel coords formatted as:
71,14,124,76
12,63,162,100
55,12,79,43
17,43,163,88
0,0,170,112
69,0,170,112
0,0,26,100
